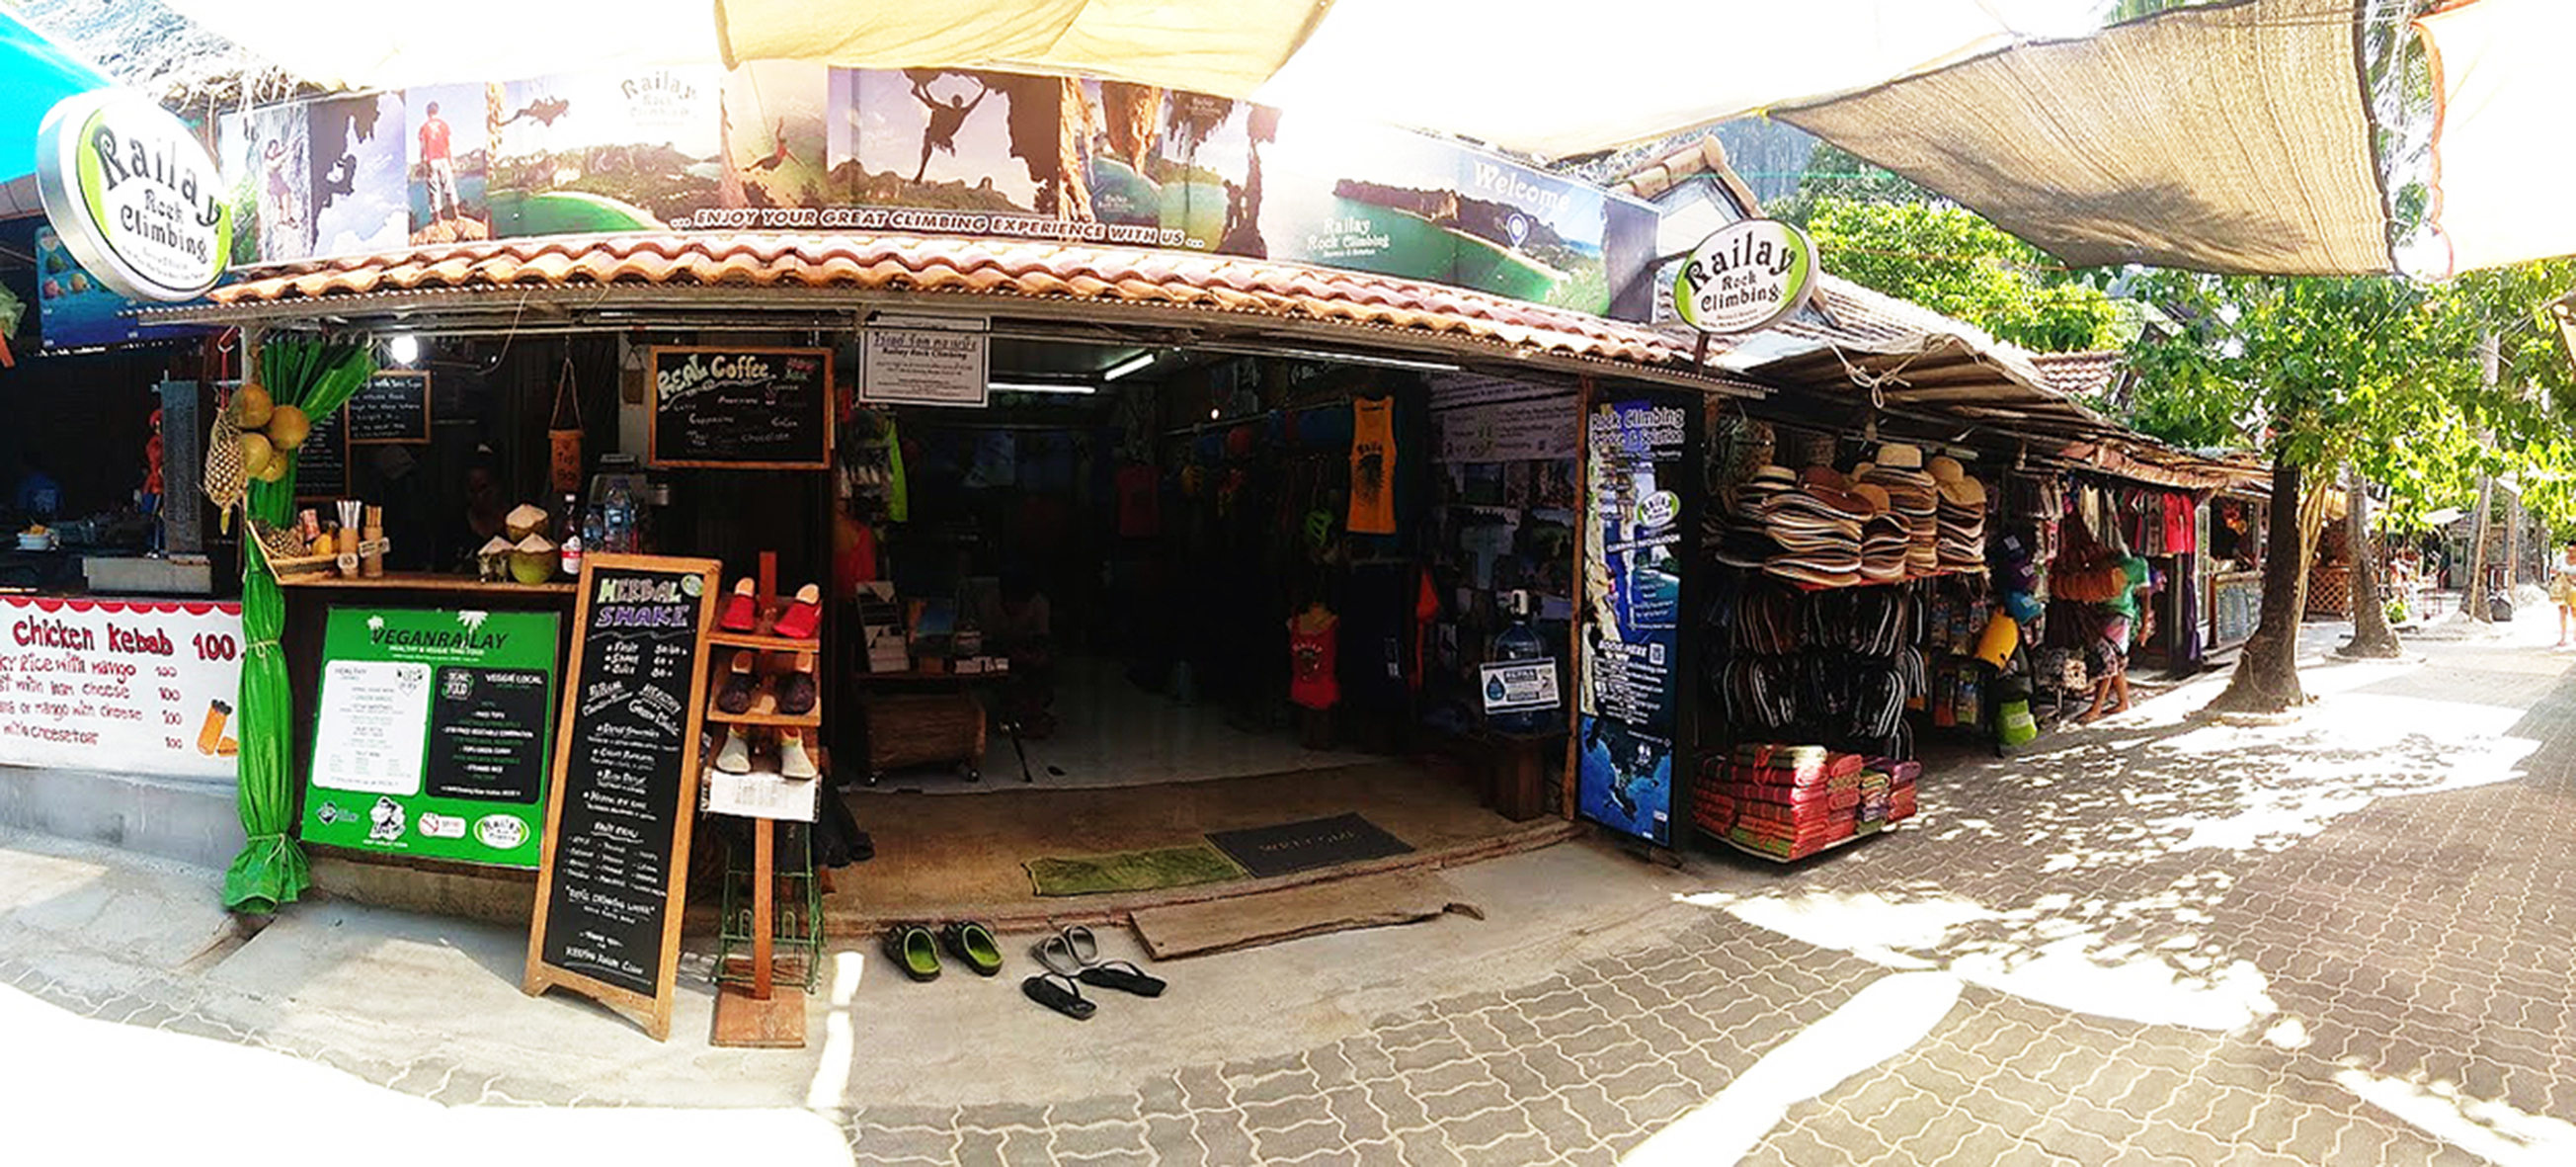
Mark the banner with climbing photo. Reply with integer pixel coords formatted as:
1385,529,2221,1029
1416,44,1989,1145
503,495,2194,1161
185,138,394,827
826,68,1184,247
485,67,725,236
1576,390,1697,847
219,103,313,264
1240,107,1459,280
720,61,831,215
308,93,409,259
405,81,492,242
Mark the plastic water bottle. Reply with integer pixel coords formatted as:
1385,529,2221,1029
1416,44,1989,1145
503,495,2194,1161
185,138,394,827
1490,590,1551,735
603,478,635,553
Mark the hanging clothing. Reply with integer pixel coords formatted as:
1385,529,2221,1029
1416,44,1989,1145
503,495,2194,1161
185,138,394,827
1289,607,1341,710
2164,493,2196,554
1348,396,1398,535
1409,568,1439,692
1114,462,1161,538
884,417,911,523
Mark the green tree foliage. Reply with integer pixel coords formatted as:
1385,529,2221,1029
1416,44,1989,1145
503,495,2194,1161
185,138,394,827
1799,198,2121,352
1770,141,1935,220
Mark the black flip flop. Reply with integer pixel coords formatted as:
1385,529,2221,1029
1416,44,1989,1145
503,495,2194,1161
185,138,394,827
1020,973,1094,1021
884,923,940,982
1077,959,1167,998
940,921,1006,977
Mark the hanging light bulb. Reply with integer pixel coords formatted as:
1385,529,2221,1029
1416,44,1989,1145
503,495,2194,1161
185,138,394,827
386,334,421,366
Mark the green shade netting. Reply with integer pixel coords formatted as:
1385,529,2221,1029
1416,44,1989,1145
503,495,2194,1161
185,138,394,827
222,340,375,914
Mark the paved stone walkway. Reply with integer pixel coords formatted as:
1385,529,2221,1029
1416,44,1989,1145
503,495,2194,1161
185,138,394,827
5,624,2574,1165
838,629,2575,1165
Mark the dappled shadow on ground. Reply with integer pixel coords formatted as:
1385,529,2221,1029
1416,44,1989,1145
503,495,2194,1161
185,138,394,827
1678,641,2576,1161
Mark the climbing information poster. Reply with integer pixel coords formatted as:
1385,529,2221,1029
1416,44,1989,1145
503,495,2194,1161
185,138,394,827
1576,391,1696,846
301,607,561,868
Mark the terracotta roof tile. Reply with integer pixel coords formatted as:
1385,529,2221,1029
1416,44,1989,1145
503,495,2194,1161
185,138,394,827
203,233,1709,371
2029,350,2123,399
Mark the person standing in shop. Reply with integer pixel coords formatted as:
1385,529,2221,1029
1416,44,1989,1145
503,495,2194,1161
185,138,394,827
2082,552,2153,723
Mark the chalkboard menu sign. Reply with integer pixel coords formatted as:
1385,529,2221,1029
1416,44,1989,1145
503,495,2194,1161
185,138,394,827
523,553,721,1041
293,408,349,501
2211,572,2263,649
349,370,431,444
648,346,833,469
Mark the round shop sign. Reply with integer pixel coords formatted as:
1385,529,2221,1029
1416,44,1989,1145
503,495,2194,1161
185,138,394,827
35,90,229,301
1672,218,1816,335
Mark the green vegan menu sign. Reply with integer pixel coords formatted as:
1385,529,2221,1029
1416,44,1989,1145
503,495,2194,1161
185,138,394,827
301,607,562,868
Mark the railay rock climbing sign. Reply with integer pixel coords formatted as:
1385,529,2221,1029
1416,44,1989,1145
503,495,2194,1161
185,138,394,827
1672,218,1817,336
35,90,229,301
524,553,720,1041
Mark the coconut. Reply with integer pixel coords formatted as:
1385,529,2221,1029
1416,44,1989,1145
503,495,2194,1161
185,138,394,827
505,504,550,542
253,457,289,483
266,404,312,451
476,536,517,581
510,534,558,584
231,383,275,430
237,431,275,477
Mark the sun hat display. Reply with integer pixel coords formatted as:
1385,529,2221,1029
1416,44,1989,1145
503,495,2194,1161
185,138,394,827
1876,443,1925,470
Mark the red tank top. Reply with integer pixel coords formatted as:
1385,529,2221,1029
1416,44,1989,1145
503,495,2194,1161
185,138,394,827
1289,610,1340,709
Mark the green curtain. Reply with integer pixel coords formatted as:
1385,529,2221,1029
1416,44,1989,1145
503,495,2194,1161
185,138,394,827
223,340,376,914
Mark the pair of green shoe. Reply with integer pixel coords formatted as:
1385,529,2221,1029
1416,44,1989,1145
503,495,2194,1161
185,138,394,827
883,921,1003,981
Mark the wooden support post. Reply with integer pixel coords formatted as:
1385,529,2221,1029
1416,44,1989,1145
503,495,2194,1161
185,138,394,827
752,819,774,1001
711,548,806,1047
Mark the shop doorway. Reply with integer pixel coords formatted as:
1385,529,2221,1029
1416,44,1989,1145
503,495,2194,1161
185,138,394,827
821,339,1581,920
840,340,1478,792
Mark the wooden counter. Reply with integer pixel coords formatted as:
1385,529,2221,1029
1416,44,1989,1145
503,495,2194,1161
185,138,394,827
274,570,576,596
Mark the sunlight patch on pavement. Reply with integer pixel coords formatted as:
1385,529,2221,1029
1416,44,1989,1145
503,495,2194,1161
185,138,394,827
1682,886,2276,1034
1623,972,1962,1167
2339,1066,2576,1166
1679,890,1992,970
0,983,853,1166
806,951,867,1112
1946,938,2274,1033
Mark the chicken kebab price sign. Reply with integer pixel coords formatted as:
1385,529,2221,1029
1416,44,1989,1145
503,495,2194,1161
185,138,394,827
301,607,562,867
0,597,243,779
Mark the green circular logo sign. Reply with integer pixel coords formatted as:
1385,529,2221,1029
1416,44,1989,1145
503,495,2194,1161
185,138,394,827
1672,218,1816,335
36,90,230,302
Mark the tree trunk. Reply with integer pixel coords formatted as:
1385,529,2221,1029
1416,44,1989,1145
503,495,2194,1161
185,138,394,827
2342,465,2402,657
2466,472,2494,621
2466,331,2498,619
2212,454,2311,712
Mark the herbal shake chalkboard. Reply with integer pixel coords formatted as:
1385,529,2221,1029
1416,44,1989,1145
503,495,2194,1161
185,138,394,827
523,553,721,1040
648,346,833,469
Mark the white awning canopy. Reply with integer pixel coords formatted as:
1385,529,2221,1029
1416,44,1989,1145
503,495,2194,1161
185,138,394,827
134,0,2576,275
156,0,2094,159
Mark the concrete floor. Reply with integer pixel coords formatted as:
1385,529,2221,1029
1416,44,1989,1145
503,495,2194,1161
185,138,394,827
829,760,1567,927
853,655,1383,792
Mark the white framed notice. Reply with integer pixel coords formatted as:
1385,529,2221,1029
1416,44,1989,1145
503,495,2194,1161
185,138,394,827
862,326,991,407
312,659,435,794
703,769,820,822
1481,658,1562,714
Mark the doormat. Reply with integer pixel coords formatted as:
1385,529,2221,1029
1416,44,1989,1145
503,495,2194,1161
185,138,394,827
1025,845,1248,897
1206,813,1413,879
